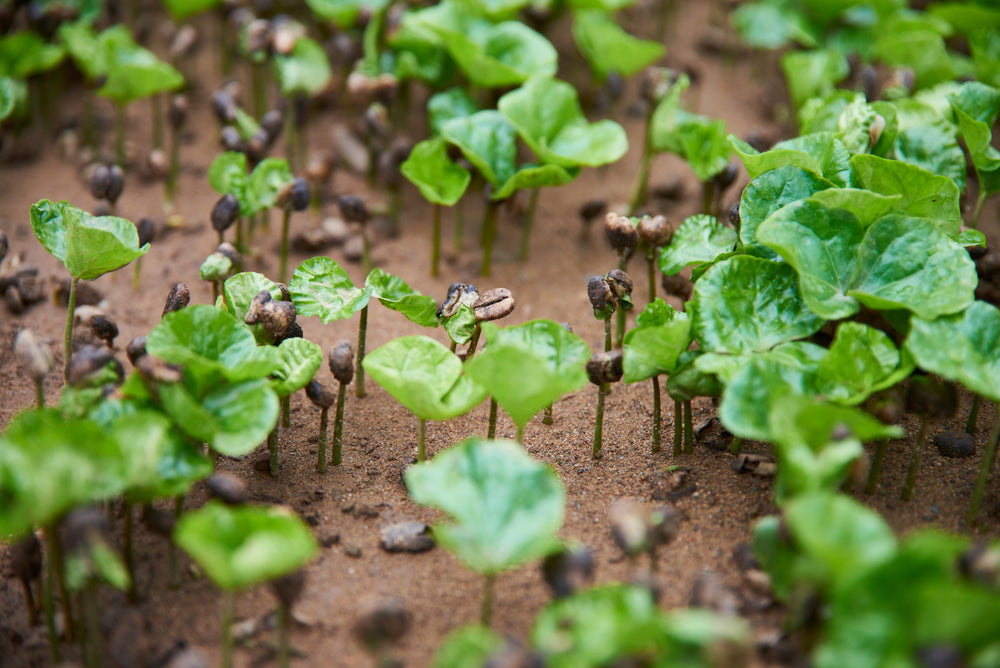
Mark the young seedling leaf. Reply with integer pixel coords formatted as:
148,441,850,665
175,501,318,591
874,26,956,89
442,304,478,346
247,158,294,213
162,0,222,21
290,257,371,324
622,300,691,383
949,82,1000,203
365,268,439,327
208,151,250,215
731,2,817,49
305,0,391,28
718,354,819,441
571,9,665,80
780,48,849,110
363,335,486,421
657,215,737,276
689,255,824,355
431,625,504,668
493,162,577,200
223,271,287,342
270,337,323,397
694,340,825,386
665,350,722,402
737,165,835,257
97,26,184,104
757,202,976,320
0,30,65,79
401,138,471,206
498,76,628,168
428,87,479,136
405,438,564,574
58,20,104,81
274,36,333,97
893,119,966,193
30,199,149,281
441,110,517,189
464,320,590,429
729,133,851,187
816,322,914,406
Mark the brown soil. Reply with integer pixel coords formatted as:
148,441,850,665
1,2,999,667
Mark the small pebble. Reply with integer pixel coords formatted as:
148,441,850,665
380,522,435,553
933,430,976,459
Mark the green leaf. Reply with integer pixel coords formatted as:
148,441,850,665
363,336,486,421
431,625,505,668
674,115,732,181
622,300,691,383
464,320,590,428
717,355,819,441
893,124,966,193
665,350,722,402
803,188,903,227
835,99,889,156
694,340,825,386
738,166,835,257
147,304,281,383
365,268,439,327
493,162,577,200
689,255,824,355
850,154,963,236
273,36,332,97
200,252,232,283
571,9,664,80
657,214,737,276
203,379,279,456
729,133,851,186
58,20,104,80
949,82,1000,200
97,26,184,104
29,199,149,281
0,76,16,122
780,48,849,110
175,501,317,590
162,0,221,21
289,257,371,324
731,1,817,49
442,304,478,345
441,110,516,189
875,27,956,89
906,301,1000,403
649,73,690,154
817,322,913,405
401,138,471,206
222,271,287,344
208,151,249,214
305,0,390,27
498,76,628,168
428,88,479,136
405,438,564,574
970,29,1000,89
0,30,65,79
757,202,977,320
247,158,294,213
270,338,323,397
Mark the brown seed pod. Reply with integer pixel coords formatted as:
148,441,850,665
211,89,237,124
244,289,272,324
126,336,147,365
661,273,692,301
305,153,334,184
586,350,623,385
66,345,117,387
270,569,305,607
712,162,739,194
136,354,183,384
305,379,337,409
958,542,999,586
260,109,284,144
14,329,53,383
604,212,638,253
473,288,515,322
220,126,243,153
640,67,679,104
90,314,119,348
168,95,189,130
88,163,111,200
637,215,672,248
246,129,271,161
276,283,292,302
338,195,369,224
212,194,240,233
206,472,249,506
289,178,310,212
906,375,958,421
162,283,191,317
438,282,479,318
246,293,297,342
605,269,633,301
216,242,239,264
541,544,595,599
587,275,613,313
105,164,125,205
137,217,155,247
329,340,355,385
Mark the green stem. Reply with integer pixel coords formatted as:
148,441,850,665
647,248,657,303
454,197,464,251
63,276,79,378
268,427,279,478
673,399,683,457
279,208,291,284
968,406,1000,525
481,573,496,626
481,199,500,277
467,323,482,358
281,395,290,429
132,257,143,292
865,439,889,495
317,407,328,473
124,499,137,602
488,398,498,439
221,591,235,668
166,123,180,207
516,423,525,445
971,188,987,230
356,306,368,398
277,599,290,668
683,401,693,454
730,436,743,454
901,417,929,501
115,102,127,167
627,121,654,216
47,521,74,643
967,395,983,435
615,306,626,350
604,315,612,353
169,495,182,589
84,581,101,668
251,61,267,119
213,280,220,305
152,93,163,150
35,379,44,409
520,188,540,262
418,418,426,463
702,180,715,217
593,383,607,459
543,404,553,426
42,529,61,663
431,203,441,278
651,375,661,453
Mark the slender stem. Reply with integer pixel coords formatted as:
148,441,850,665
967,395,983,435
431,204,441,278
20,577,38,627
615,304,627,349
467,323,482,358
651,375,661,453
971,188,987,229
454,197,464,251
516,423,525,445
673,399,683,457
647,248,657,303
169,495,182,589
520,188,540,262
702,180,715,217
268,427,279,478
115,103,127,167
84,581,101,668
123,499,137,602
221,591,235,668
166,122,179,207
902,418,929,501
481,199,500,277
284,96,298,172
361,222,372,276
47,522,74,643
356,306,368,398
488,398,498,439
277,599,290,668
683,401,693,454
481,573,496,626
865,439,890,495
63,276,79,378
604,315,612,353
251,61,267,119
730,436,742,454
35,379,44,409
279,208,291,284
42,529,61,663
418,418,426,462
627,120,654,216
212,280,220,305
282,394,290,429
593,383,607,459
543,404,553,425
132,257,142,292
152,94,163,150
969,406,1000,525
317,407,328,474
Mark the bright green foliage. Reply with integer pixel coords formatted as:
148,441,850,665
695,340,825,386
270,338,323,397
498,77,628,168
730,1,817,49
717,354,820,441
289,257,370,324
274,36,333,97
0,30,65,78
442,304,477,346
850,154,963,235
949,82,1000,203
427,88,478,136
305,0,390,28
58,20,103,80
817,322,913,405
665,351,722,402
0,76,19,121
970,29,1000,88
891,100,966,192
208,153,294,216
657,215,737,276
365,268,439,327
649,74,731,180
729,133,851,186
30,199,149,281
622,300,691,383
431,625,504,668
405,438,564,574
174,501,318,591
200,253,232,283
162,0,221,21
363,336,486,421
65,535,131,592
781,48,849,109
757,202,976,320
401,138,471,206
222,271,287,343
571,9,664,80
96,25,183,104
464,320,590,429
874,25,957,89
738,166,835,257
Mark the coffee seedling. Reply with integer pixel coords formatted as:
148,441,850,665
637,215,672,301
328,340,354,466
211,193,240,245
161,282,190,317
306,379,336,473
277,177,310,283
14,328,53,407
200,243,239,303
466,287,516,359
588,350,623,459
606,269,634,349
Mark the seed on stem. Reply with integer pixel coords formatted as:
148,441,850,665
328,340,354,466
306,379,337,473
162,283,190,318
588,350,623,459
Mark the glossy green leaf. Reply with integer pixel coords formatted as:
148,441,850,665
274,36,332,97
365,268,439,327
718,354,819,441
464,320,590,428
665,350,722,402
799,90,865,136
676,114,732,181
405,438,564,574
305,0,390,28
29,199,149,281
694,340,825,386
247,158,294,213
949,82,1000,199
427,88,478,136
363,336,486,421
657,214,737,276
649,73,690,154
431,625,504,668
441,110,516,189
203,379,279,456
571,9,664,79
817,322,912,405
622,300,691,383
97,26,183,104
401,138,471,206
175,501,317,591
835,99,889,156
0,30,65,78
58,20,104,80
730,133,851,187
270,337,323,397
208,151,249,215
738,166,835,257
874,27,956,89
289,257,370,324
162,0,221,21
731,1,817,49
780,48,849,109
906,301,1000,403
222,271,287,344
498,76,628,168
690,255,824,355
758,202,976,320
893,124,966,193
442,304,477,345
802,188,903,227
970,29,1000,89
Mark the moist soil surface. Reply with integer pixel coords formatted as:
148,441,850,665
2,2,999,667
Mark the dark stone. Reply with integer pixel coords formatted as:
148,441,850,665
380,521,435,553
934,430,976,459
319,533,340,548
344,544,362,558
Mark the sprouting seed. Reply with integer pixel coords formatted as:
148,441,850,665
88,163,111,201
473,288,515,322
14,329,52,407
220,126,243,153
126,336,147,366
211,193,240,242
211,88,237,124
277,178,310,283
65,345,117,388
306,379,337,473
327,340,354,467
162,283,190,318
604,212,638,257
438,282,479,319
245,290,298,343
541,544,594,599
89,314,118,349
588,350,623,459
637,215,672,302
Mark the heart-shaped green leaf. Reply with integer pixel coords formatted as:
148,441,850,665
365,268,439,327
405,438,564,574
97,25,183,104
290,257,371,324
431,625,504,668
622,300,691,383
247,158,294,213
817,322,913,406
571,9,664,80
665,350,722,402
949,82,1000,201
0,30,65,79
401,138,471,206
428,87,479,136
657,214,737,276
493,162,577,200
441,110,517,189
729,133,851,187
718,355,819,441
274,36,332,97
270,337,323,397
737,165,835,257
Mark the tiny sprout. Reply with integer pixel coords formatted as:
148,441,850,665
271,17,304,56
305,153,333,184
588,275,613,315
211,193,240,240
206,472,250,506
14,329,52,407
326,340,355,467
89,314,118,348
588,350,623,459
604,212,638,257
217,242,239,264
306,379,336,473
137,218,155,247
541,544,594,599
609,499,648,559
606,269,634,350
640,66,679,104
246,129,271,162
126,336,146,365
277,178,310,283
162,283,190,318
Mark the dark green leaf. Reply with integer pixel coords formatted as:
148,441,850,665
0,31,65,79
949,82,1000,199
97,26,184,104
289,257,370,324
441,110,516,189
665,350,722,402
817,322,913,405
657,214,737,276
738,165,835,257
270,337,323,397
729,132,850,186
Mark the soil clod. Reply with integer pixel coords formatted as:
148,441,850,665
379,521,435,553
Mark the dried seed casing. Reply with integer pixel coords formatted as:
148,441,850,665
306,379,337,409
637,215,672,248
329,340,355,385
161,283,191,317
211,193,240,232
586,350,623,385
473,288,515,322
604,212,638,253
